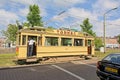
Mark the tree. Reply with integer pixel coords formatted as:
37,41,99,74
80,18,96,37
2,24,18,43
117,34,120,44
94,38,103,50
22,22,30,28
27,4,43,27
46,26,55,32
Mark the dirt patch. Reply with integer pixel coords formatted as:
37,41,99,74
40,56,99,64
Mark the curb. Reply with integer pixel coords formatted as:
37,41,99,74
0,61,69,70
0,64,43,70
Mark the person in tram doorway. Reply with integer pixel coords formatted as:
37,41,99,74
28,37,35,57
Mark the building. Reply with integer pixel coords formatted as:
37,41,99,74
0,37,6,47
106,37,119,48
0,37,16,48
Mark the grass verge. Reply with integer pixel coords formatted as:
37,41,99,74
95,49,120,60
0,53,16,67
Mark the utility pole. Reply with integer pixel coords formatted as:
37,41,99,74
103,7,117,53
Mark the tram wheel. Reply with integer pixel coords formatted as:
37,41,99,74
17,60,25,65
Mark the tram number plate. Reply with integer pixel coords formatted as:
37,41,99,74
105,67,118,73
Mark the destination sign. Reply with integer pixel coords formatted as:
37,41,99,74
57,30,76,35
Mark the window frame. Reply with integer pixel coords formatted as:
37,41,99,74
74,38,83,46
45,37,58,46
61,38,72,46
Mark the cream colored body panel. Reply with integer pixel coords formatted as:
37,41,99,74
37,46,88,57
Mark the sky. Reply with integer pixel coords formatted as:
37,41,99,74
0,0,120,37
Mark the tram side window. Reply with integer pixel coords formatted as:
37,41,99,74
88,40,91,46
22,35,26,45
61,38,72,46
45,37,58,46
85,40,88,46
74,39,83,46
38,37,42,46
18,35,21,45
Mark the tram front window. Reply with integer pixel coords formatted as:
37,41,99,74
45,37,58,46
22,35,26,45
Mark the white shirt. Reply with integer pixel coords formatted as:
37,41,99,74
28,39,35,45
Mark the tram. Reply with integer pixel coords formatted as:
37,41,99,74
16,26,94,62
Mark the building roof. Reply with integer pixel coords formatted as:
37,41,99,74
106,38,119,44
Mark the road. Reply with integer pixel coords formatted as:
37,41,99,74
0,60,99,80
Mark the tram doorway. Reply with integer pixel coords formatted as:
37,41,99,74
27,36,37,57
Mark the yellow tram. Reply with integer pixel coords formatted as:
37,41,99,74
16,27,94,62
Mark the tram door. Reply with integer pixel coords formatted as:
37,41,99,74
27,36,37,57
87,40,92,55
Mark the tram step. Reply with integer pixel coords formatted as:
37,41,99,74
26,58,37,62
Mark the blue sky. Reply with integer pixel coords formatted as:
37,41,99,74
0,0,120,37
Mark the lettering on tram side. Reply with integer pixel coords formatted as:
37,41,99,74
57,30,76,35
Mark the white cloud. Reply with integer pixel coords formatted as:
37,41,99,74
90,18,120,37
105,19,120,36
19,6,47,18
93,0,118,9
0,9,18,29
19,7,29,17
11,0,36,5
92,21,103,36
52,7,98,22
0,1,6,7
53,0,86,7
92,0,119,15
91,0,120,37
68,8,97,20
12,0,47,17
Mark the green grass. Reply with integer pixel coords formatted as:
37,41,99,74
0,53,16,67
95,49,120,60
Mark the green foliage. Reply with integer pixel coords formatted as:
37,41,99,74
94,38,103,49
95,49,120,60
27,4,43,27
46,26,55,31
22,22,30,28
117,34,120,44
47,26,55,29
2,24,18,43
70,29,78,32
80,18,96,37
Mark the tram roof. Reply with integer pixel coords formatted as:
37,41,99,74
17,27,94,39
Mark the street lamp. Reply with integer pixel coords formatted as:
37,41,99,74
44,10,67,27
103,7,117,53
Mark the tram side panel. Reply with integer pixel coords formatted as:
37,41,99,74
92,46,95,55
36,46,88,58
